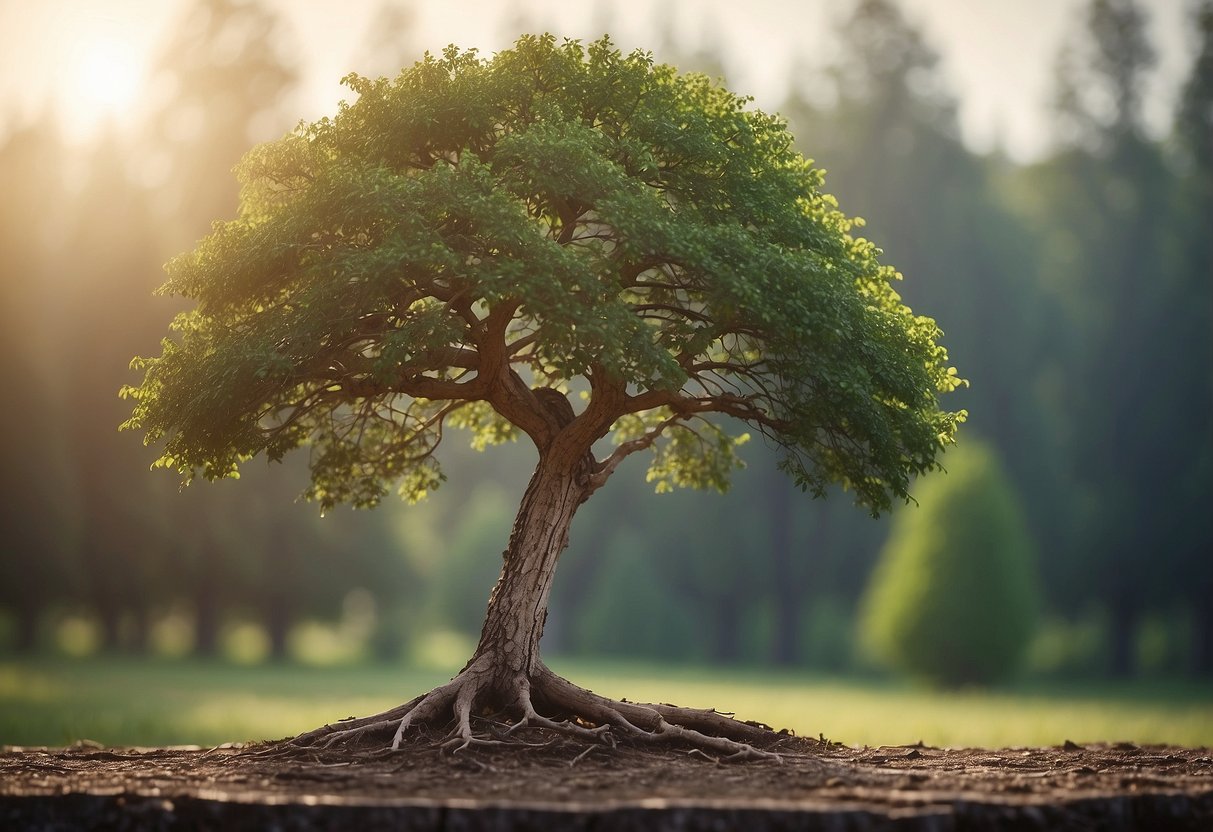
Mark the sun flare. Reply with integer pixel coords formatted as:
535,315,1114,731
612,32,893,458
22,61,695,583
65,36,143,133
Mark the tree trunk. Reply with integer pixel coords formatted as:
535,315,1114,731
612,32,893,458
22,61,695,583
1194,591,1213,679
470,452,588,680
1108,588,1137,678
194,574,221,658
713,597,742,664
769,478,798,666
543,490,629,654
14,601,39,653
291,435,783,755
98,605,122,654
128,607,150,655
265,594,290,663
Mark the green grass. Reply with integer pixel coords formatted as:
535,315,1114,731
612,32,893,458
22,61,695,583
551,659,1213,749
1,656,1209,749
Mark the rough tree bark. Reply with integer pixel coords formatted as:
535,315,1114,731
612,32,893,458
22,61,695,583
471,453,587,682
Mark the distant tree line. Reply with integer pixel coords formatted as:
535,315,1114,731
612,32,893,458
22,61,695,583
0,0,1208,682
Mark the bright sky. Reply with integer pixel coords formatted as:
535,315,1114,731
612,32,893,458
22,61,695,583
0,0,1195,161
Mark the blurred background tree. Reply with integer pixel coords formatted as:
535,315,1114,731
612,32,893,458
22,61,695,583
859,441,1040,687
1168,0,1213,678
0,0,1208,687
1011,0,1210,678
0,119,80,653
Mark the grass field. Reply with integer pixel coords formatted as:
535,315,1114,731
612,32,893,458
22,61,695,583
1,656,1210,749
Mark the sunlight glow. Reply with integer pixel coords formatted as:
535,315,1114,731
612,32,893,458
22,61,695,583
65,37,143,134
0,0,1193,159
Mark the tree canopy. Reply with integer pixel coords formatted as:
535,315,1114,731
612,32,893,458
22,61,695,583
124,34,963,517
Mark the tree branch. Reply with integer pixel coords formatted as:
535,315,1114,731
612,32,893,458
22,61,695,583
506,332,539,360
586,412,683,495
633,303,714,324
622,388,789,433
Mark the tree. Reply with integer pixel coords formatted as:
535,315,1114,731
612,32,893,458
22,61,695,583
141,0,316,655
1053,0,1155,152
124,35,963,754
59,130,185,653
0,118,80,651
859,440,1039,688
1167,0,1213,676
145,0,297,237
1042,0,1176,676
778,0,1054,668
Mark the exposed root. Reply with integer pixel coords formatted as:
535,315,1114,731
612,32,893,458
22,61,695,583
280,658,801,764
287,696,421,750
535,669,782,762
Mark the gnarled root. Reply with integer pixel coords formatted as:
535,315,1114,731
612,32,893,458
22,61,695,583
284,655,790,762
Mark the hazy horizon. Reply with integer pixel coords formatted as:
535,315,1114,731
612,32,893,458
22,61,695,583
0,0,1197,163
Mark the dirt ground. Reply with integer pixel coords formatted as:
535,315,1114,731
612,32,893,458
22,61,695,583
3,730,1212,830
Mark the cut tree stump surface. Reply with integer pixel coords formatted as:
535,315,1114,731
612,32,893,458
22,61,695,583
2,736,1211,830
